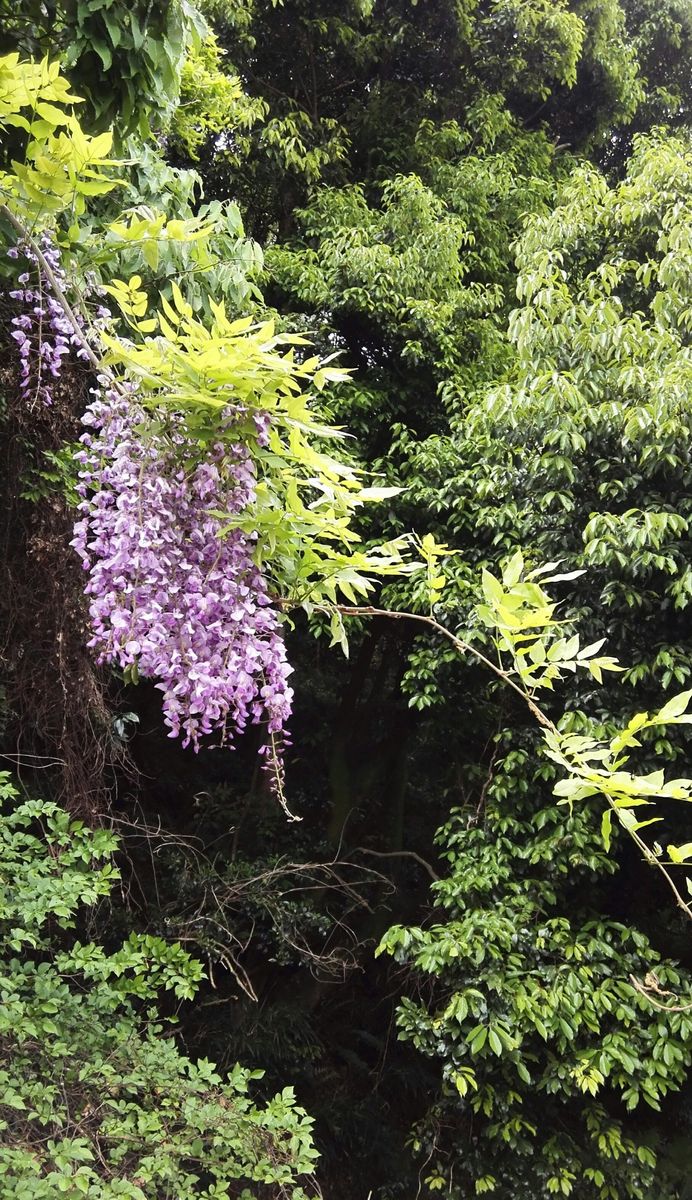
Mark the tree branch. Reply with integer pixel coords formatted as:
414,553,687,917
280,600,692,922
352,846,440,881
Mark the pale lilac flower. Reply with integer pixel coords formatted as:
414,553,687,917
7,233,292,770
8,235,85,406
72,388,292,757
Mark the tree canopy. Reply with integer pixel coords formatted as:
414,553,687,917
2,2,692,1198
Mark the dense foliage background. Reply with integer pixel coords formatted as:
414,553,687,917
2,1,692,1197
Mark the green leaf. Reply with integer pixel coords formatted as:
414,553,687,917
502,550,524,587
488,1028,503,1055
601,808,612,852
656,690,692,723
667,842,692,863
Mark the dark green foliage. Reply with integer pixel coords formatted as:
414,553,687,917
380,742,692,1198
0,0,206,136
0,773,318,1198
191,4,692,1194
4,1,692,1198
200,0,687,232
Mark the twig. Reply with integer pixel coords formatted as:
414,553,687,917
471,734,501,826
352,846,440,882
277,601,551,728
279,601,692,923
630,973,692,1012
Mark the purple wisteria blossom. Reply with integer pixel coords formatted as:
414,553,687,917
9,231,291,767
8,235,91,405
71,385,293,754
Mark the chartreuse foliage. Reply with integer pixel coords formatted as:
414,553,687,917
397,539,692,904
167,30,267,162
475,552,692,896
0,772,318,1196
99,281,405,615
0,51,408,619
89,200,264,317
0,54,119,218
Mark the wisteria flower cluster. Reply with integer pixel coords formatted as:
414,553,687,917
8,236,92,405
71,384,293,755
8,232,293,773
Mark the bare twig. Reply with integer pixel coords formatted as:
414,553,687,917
277,601,551,729
279,601,692,923
630,973,692,1012
352,846,440,882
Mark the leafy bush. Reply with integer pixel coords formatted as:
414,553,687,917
0,772,318,1198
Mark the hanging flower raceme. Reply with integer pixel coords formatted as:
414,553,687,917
8,235,93,405
7,229,293,767
71,384,293,755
